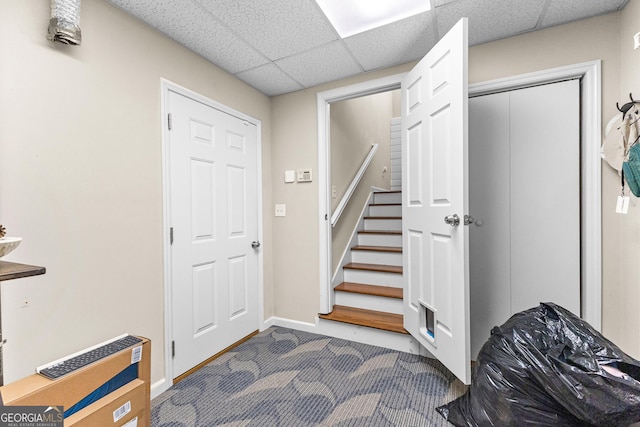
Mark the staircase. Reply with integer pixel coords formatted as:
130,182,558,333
319,191,420,353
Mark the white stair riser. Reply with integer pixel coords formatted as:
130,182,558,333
373,192,402,204
318,320,422,354
369,204,402,217
352,250,402,266
364,218,402,231
335,291,403,314
358,233,402,246
343,269,403,288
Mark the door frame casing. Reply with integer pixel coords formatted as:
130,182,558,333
317,60,601,328
317,73,405,314
468,60,602,331
159,79,264,397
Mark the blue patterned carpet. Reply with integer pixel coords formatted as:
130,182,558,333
152,327,465,426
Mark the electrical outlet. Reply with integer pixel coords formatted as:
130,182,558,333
332,186,337,199
275,204,286,217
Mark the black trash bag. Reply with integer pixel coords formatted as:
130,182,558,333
436,303,640,427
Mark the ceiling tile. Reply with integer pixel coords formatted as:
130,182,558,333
436,0,545,45
107,0,184,27
107,0,268,73
108,0,631,96
195,0,339,61
275,41,363,88
541,0,628,27
235,63,304,96
344,12,437,71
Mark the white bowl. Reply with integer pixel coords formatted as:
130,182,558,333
0,237,22,258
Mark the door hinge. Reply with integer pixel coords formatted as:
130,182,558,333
170,227,174,245
171,340,175,358
168,113,172,130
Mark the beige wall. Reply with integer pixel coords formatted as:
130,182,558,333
272,10,640,358
0,0,272,386
616,0,640,357
330,92,394,271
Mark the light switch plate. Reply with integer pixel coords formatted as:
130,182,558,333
284,170,295,183
635,31,640,50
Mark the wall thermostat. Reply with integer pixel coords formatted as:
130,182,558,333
297,169,312,182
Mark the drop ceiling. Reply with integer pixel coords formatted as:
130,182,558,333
106,0,629,97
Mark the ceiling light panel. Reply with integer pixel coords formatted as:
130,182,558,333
315,0,431,38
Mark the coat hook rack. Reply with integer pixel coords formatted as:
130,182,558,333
616,92,639,119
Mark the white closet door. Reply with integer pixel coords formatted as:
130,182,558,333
469,92,511,356
469,80,581,359
509,80,580,315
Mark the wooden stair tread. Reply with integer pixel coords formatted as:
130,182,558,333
344,262,402,274
352,245,401,253
358,230,401,235
319,305,408,334
364,216,401,220
336,282,403,299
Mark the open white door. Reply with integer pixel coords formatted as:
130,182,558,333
402,18,470,384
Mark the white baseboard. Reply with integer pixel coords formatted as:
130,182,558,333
151,378,170,399
262,316,319,333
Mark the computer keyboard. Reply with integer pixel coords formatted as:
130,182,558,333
37,334,143,380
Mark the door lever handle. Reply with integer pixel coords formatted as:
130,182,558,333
251,241,261,249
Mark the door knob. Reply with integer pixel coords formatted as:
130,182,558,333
251,241,261,248
444,214,460,226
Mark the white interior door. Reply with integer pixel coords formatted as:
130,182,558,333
469,80,580,358
402,18,470,385
468,92,511,357
168,90,259,378
509,81,580,314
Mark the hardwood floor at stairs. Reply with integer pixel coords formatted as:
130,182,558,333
335,282,402,299
319,305,408,334
363,216,401,220
343,262,402,274
352,245,402,253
